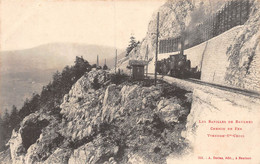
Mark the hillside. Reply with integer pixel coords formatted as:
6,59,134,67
0,43,124,112
1,43,123,74
1,0,260,163
6,69,192,164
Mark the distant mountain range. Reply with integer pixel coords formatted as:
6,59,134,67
0,43,125,113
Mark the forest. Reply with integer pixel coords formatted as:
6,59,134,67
0,56,103,151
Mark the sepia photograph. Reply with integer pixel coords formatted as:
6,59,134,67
0,0,259,163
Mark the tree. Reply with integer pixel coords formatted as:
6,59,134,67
0,116,4,150
1,109,11,151
126,36,139,57
9,105,20,129
53,71,62,82
10,105,18,117
75,56,89,67
74,56,90,77
3,109,10,123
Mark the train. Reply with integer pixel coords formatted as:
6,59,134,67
156,53,201,79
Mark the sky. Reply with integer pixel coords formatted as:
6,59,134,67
1,0,165,51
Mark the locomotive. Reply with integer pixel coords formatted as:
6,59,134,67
157,36,201,79
156,53,201,79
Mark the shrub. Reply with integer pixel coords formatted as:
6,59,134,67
92,77,101,90
110,73,129,85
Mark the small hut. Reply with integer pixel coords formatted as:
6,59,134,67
129,60,148,80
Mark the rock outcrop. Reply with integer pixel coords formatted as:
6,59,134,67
8,112,62,164
118,0,227,72
68,134,119,164
6,69,192,164
225,0,260,92
0,149,12,164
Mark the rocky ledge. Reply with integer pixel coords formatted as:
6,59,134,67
6,69,192,164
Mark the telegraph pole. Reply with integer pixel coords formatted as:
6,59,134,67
115,49,117,74
154,12,159,86
145,45,149,77
97,55,99,68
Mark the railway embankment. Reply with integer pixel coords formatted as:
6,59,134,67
151,75,260,114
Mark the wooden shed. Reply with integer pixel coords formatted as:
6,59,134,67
129,60,148,80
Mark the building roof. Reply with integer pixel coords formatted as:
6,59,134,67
129,60,148,66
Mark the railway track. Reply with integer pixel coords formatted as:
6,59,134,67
185,78,260,99
148,74,260,99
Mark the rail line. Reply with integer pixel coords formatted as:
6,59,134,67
147,74,260,99
185,78,260,99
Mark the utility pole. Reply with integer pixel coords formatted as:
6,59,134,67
154,12,159,86
97,55,99,67
115,49,117,74
145,45,149,77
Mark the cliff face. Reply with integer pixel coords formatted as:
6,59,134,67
118,0,227,71
118,0,193,68
6,69,192,164
225,1,260,92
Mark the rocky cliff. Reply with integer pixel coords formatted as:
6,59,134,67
225,0,260,92
118,0,228,71
5,69,193,164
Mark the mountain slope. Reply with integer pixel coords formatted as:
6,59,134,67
1,43,123,74
0,43,124,112
7,69,192,164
